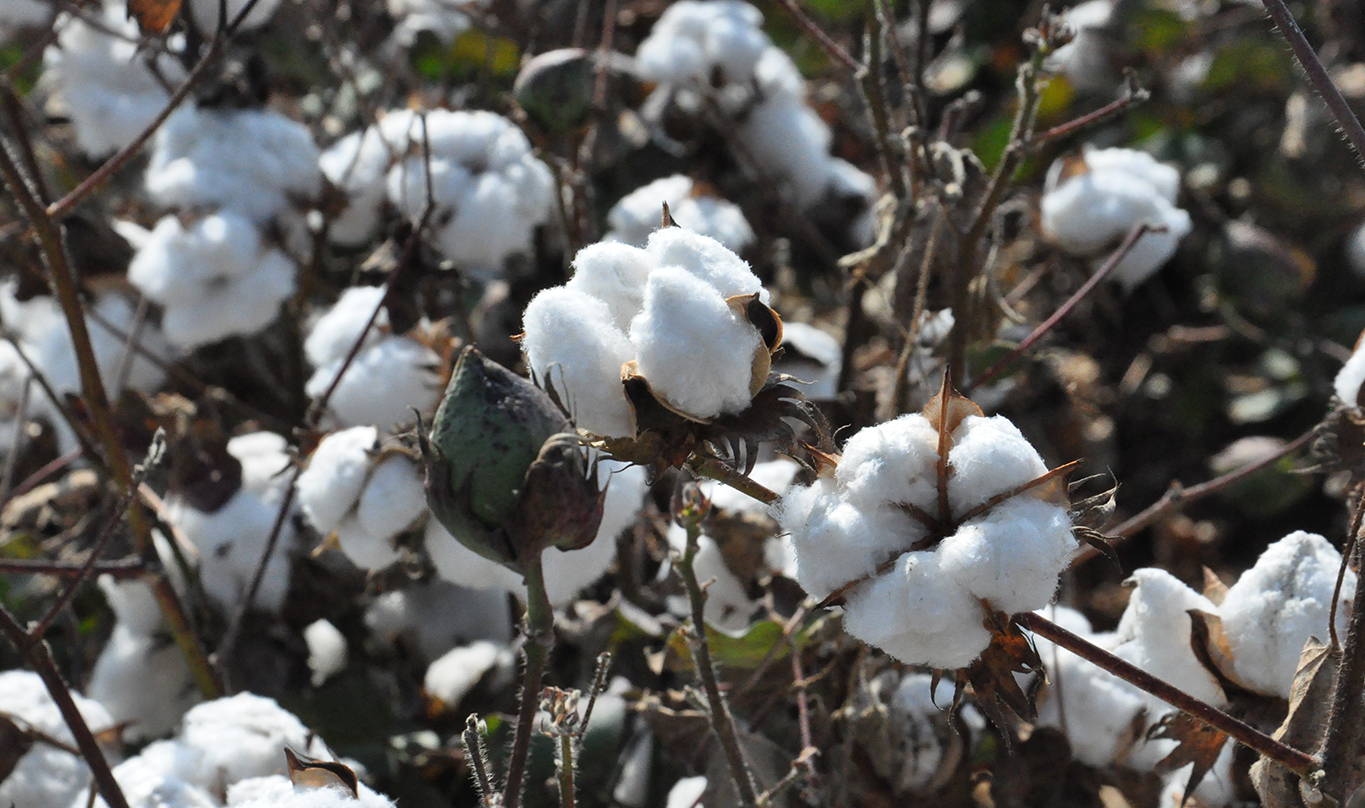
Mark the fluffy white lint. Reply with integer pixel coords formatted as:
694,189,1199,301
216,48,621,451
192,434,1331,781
227,774,396,807
1113,569,1226,709
364,579,513,660
424,640,513,707
1333,333,1365,406
1041,147,1192,291
184,0,281,33
523,228,771,433
306,336,442,430
174,694,332,796
297,426,379,536
0,671,114,808
607,175,754,252
304,286,389,369
128,212,297,348
777,411,1075,667
304,619,348,686
774,322,842,400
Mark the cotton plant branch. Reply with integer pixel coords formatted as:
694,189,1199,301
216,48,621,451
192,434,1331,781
1017,611,1322,781
502,551,556,808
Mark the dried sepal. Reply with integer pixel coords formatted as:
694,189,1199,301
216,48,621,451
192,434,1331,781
1147,712,1228,807
1186,609,1252,696
1201,567,1229,606
285,748,360,798
961,609,1043,737
128,0,182,33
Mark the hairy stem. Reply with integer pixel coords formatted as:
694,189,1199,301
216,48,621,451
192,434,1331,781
1321,523,1365,798
1260,0,1365,162
503,552,555,808
557,731,576,808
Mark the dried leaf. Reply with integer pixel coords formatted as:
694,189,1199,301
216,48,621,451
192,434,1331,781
1069,474,1119,530
285,748,359,798
1251,640,1340,808
963,609,1043,738
1148,712,1228,806
1076,527,1122,571
1201,568,1229,606
0,714,34,783
1187,609,1247,694
127,0,181,33
921,374,984,451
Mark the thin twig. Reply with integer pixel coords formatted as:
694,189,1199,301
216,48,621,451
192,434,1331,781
1321,518,1365,799
773,0,860,73
0,557,144,578
687,454,779,505
462,714,498,807
1024,74,1149,148
1260,0,1365,163
1329,486,1365,650
1018,611,1320,779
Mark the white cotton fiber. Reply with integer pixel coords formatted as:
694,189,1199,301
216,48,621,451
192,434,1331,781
522,287,636,438
1113,569,1226,707
779,482,924,600
185,0,281,33
357,455,427,542
297,426,378,535
386,0,486,46
424,640,512,707
739,98,835,209
304,286,389,369
644,227,765,301
174,694,331,794
1035,640,1148,767
633,1,767,88
775,322,842,400
835,413,941,512
77,749,220,808
564,242,655,331
170,488,295,613
1220,531,1355,698
227,774,396,807
304,619,348,686
0,671,114,808
607,175,754,252
146,105,321,223
630,266,761,419
946,415,1050,515
666,525,759,635
0,0,49,28
365,579,513,660
938,497,1075,614
306,336,442,430
1334,338,1365,406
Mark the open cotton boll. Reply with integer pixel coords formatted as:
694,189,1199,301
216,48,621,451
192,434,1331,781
774,322,842,400
170,488,295,612
666,776,709,808
644,228,765,301
306,336,442,429
88,622,200,741
1220,531,1355,698
386,0,487,46
305,619,348,686
297,426,378,536
607,175,755,252
1035,640,1148,767
738,97,835,209
227,774,396,807
1043,0,1115,91
946,415,1050,515
185,0,281,33
937,497,1075,614
76,751,220,808
365,579,513,659
335,454,426,570
1333,338,1365,406
1114,569,1226,707
319,130,395,245
41,1,187,157
305,286,389,369
633,0,768,88
146,105,321,223
129,212,296,348
630,266,762,420
564,242,654,331
174,694,331,796
835,414,941,512
0,671,115,808
424,640,514,708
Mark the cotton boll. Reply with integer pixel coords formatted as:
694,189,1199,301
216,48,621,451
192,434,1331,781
1044,0,1116,91
185,0,281,32
630,266,762,419
424,640,514,708
41,1,187,157
146,105,322,223
226,774,396,807
564,241,655,331
835,414,940,513
776,322,842,400
88,623,200,741
1219,531,1355,698
306,336,442,429
357,455,427,543
887,673,956,792
175,694,330,795
0,671,115,808
666,776,709,808
522,287,636,438
634,1,766,88
78,750,220,808
738,97,834,209
946,415,1050,516
1113,569,1226,707
297,426,378,535
100,577,165,635
843,551,991,669
169,487,295,613
335,516,402,569
365,579,513,659
1333,340,1365,406
607,176,755,252
304,619,348,686
319,131,392,245
305,286,389,369
644,226,764,301
425,518,524,593
938,497,1075,614
1035,643,1148,767
386,0,482,46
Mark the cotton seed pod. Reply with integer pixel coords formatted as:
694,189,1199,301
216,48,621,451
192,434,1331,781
510,432,607,554
513,48,596,133
422,346,569,569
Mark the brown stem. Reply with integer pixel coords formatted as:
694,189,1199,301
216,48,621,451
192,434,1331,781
1025,74,1149,149
1321,520,1365,798
967,223,1158,393
0,558,143,578
1260,0,1365,163
1018,611,1320,779
773,0,860,73
687,454,779,505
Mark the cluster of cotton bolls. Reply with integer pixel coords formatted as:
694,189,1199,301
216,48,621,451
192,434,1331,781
607,175,754,253
777,407,1078,669
319,108,556,275
632,1,877,246
73,693,394,808
303,286,443,430
522,228,776,436
1033,532,1354,805
1041,146,1193,292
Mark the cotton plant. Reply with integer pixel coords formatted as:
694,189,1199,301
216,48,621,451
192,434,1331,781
521,228,783,439
302,286,442,430
606,175,754,253
423,639,515,711
40,0,188,157
1332,331,1365,408
166,431,297,613
773,322,843,401
0,670,116,808
296,426,426,570
320,108,556,274
631,1,877,244
1040,146,1193,292
776,385,1079,669
1044,0,1117,92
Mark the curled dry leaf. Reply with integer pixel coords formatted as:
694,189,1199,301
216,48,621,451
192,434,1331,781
1251,640,1340,808
961,610,1043,736
1148,711,1229,807
285,747,359,798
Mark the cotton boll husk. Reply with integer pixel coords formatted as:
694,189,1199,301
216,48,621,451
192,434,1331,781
644,227,765,301
835,414,940,513
779,481,928,599
365,579,513,659
305,286,390,369
423,640,514,708
304,619,348,686
1034,642,1149,767
1114,569,1226,707
357,455,427,542
76,751,220,808
521,287,636,438
629,266,762,419
938,497,1075,614
185,0,281,32
146,105,321,222
174,694,330,794
169,488,294,612
297,426,378,536
0,671,115,808
774,322,842,400
667,525,759,635
226,774,396,807
1158,739,1236,808
843,551,991,669
1219,531,1356,698
88,623,200,741
738,97,834,209
1334,341,1365,406
564,241,655,331
306,336,442,429
947,416,1051,516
